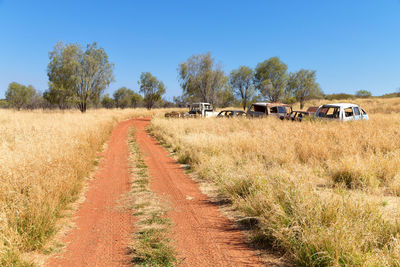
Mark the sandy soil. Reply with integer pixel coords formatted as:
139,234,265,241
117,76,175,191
132,118,268,266
45,117,286,267
46,119,135,267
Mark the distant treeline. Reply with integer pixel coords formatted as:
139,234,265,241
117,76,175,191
1,41,399,111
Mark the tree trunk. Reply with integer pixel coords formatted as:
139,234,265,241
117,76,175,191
79,101,87,113
300,101,304,110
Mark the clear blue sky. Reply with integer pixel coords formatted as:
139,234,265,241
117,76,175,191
0,0,399,99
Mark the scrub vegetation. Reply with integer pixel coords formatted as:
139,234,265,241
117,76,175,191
0,108,163,266
149,98,400,266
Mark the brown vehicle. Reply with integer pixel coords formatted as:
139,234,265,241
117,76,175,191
282,106,318,122
246,102,292,118
217,110,246,118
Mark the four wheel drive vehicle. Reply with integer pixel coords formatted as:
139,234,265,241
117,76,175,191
246,102,292,118
188,102,219,118
217,110,246,118
315,103,369,121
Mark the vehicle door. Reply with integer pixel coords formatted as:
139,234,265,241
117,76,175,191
352,106,361,120
343,107,355,121
361,109,369,120
268,106,279,117
277,106,287,117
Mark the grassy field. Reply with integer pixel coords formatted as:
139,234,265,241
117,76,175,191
149,97,400,266
0,108,164,266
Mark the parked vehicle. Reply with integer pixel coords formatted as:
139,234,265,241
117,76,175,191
282,106,318,121
246,102,292,118
314,103,369,121
217,110,246,118
283,111,311,121
188,102,219,117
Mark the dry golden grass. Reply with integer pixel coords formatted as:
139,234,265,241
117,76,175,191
0,108,167,266
149,98,400,266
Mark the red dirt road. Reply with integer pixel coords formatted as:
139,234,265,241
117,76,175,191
133,118,265,266
46,119,135,267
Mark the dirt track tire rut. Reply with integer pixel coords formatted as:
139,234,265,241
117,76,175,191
133,118,264,266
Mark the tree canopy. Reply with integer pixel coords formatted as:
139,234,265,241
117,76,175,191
254,57,288,102
287,69,322,109
138,72,165,109
178,52,226,104
229,66,255,110
5,82,36,110
47,41,114,112
101,94,115,108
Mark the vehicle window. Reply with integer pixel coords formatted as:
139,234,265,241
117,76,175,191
318,107,340,118
344,107,354,117
361,109,367,115
277,106,286,113
204,104,212,111
253,105,266,113
270,107,278,113
353,107,360,116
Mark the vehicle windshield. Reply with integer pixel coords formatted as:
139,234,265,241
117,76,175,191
317,106,340,118
250,105,266,113
204,104,213,111
190,104,200,111
270,106,289,114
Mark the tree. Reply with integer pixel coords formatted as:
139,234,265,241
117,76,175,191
5,82,36,110
254,57,288,102
173,95,188,107
26,90,46,110
47,41,114,112
217,86,234,108
43,85,71,109
287,69,322,109
130,92,143,108
0,99,8,108
101,94,115,108
178,52,226,104
138,72,165,109
229,66,255,110
113,87,133,108
355,90,372,98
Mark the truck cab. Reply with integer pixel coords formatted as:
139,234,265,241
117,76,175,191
246,102,292,118
188,103,218,117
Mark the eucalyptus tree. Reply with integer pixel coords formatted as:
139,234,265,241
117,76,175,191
178,52,226,104
113,87,133,108
229,66,255,110
287,69,322,109
47,41,114,112
5,82,36,110
101,94,115,108
254,57,288,102
138,72,165,109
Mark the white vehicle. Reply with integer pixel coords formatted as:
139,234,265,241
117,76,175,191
188,102,219,118
314,103,369,121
